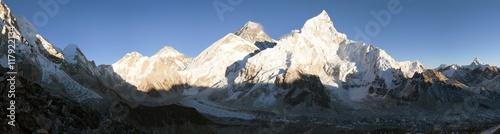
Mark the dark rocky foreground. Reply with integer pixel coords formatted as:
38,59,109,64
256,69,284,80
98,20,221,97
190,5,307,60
0,76,148,133
0,75,233,133
1,76,499,133
0,75,231,133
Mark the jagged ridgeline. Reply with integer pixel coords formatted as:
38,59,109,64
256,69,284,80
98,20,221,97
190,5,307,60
1,1,499,133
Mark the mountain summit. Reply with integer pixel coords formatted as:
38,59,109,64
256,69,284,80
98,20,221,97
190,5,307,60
112,46,191,92
301,10,337,35
152,46,185,58
235,21,272,40
234,21,276,49
234,21,265,38
471,57,484,66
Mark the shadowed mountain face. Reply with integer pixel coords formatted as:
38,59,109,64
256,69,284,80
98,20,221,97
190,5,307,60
282,74,331,108
0,1,499,133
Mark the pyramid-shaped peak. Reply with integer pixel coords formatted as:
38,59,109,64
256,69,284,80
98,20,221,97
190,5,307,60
318,10,330,20
157,46,180,54
235,21,264,36
243,21,261,29
64,44,79,52
62,44,84,57
301,10,337,35
152,46,186,58
471,57,483,66
308,10,332,22
62,44,83,64
234,21,274,43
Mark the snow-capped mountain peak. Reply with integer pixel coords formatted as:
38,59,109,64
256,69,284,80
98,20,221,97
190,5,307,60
234,21,275,44
298,10,347,46
126,51,144,58
110,46,192,93
471,57,483,66
318,10,331,20
301,10,337,35
152,46,184,58
237,21,261,31
157,46,180,54
62,44,83,64
113,51,145,71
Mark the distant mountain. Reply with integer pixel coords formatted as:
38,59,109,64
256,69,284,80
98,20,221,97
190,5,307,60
112,46,191,91
1,1,499,132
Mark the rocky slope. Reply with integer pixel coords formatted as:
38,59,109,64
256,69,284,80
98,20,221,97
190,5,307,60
0,75,148,133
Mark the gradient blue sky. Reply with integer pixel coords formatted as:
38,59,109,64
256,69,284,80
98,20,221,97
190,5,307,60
4,0,500,68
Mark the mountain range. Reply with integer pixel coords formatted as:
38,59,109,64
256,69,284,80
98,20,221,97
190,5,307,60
1,1,499,132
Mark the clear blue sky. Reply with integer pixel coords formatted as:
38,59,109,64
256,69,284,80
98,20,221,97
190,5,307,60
4,0,500,68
